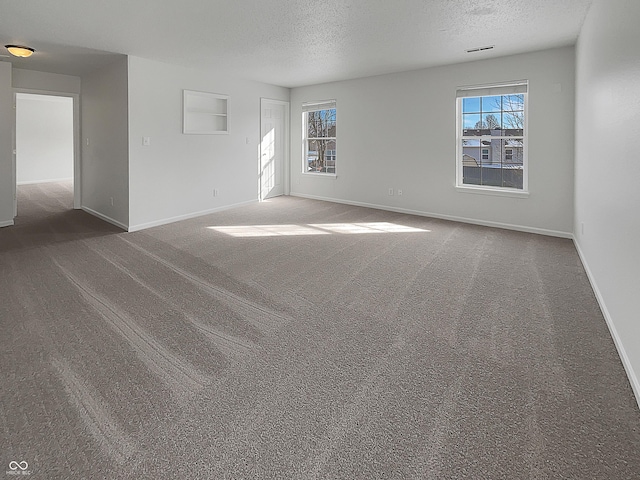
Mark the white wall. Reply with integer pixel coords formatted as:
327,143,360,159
16,94,74,184
81,57,129,229
0,62,13,227
12,68,81,94
574,0,640,405
290,47,575,237
127,56,289,231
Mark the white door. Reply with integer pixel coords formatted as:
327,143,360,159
260,100,287,199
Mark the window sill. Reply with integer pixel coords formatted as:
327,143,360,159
302,172,337,178
455,185,529,198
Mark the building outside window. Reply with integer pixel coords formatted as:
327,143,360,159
303,100,336,175
457,82,527,191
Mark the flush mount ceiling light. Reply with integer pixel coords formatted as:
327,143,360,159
5,45,35,58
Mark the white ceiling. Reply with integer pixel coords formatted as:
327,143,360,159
0,0,594,88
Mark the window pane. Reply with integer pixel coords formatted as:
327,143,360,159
307,139,335,173
463,113,481,130
503,94,524,111
463,164,523,189
307,139,319,172
503,139,523,167
462,97,480,113
308,109,336,138
502,112,524,132
481,95,502,113
462,142,481,170
482,113,501,130
462,138,523,189
462,140,481,184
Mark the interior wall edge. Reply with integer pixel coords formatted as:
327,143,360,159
81,206,127,231
573,238,640,410
126,199,258,233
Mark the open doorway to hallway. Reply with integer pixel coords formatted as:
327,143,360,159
14,92,79,218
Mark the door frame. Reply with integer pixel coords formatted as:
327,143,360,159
259,98,290,200
12,88,81,216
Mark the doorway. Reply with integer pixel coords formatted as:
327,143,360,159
260,99,289,200
13,91,80,217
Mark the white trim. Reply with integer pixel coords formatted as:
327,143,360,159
17,177,74,186
302,100,336,112
455,185,530,198
456,80,528,97
127,199,257,232
456,85,528,192
302,100,337,176
573,239,640,410
301,172,337,179
289,192,572,239
0,220,15,228
81,206,128,231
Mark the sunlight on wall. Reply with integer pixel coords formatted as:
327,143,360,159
260,128,276,199
208,222,430,237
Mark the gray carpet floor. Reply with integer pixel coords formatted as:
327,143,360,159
1,180,639,479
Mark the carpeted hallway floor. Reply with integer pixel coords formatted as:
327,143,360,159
1,181,639,479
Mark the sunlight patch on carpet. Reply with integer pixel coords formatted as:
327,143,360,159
208,222,430,237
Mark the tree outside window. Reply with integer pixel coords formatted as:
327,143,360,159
303,101,336,174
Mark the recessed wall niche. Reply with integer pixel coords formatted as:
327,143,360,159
183,90,228,134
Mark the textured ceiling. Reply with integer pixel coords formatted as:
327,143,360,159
0,0,593,88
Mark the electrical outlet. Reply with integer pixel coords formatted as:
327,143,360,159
388,188,394,196
142,136,151,146
397,189,403,196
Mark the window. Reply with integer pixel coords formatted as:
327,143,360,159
457,81,527,191
303,100,336,175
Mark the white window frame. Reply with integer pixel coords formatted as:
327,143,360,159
456,81,529,197
302,100,337,177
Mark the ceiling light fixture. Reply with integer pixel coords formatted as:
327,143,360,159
5,45,35,58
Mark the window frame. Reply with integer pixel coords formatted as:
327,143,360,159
302,100,337,177
455,82,529,196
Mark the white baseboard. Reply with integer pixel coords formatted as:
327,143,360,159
0,219,14,228
17,177,74,186
289,192,573,239
573,239,640,410
127,199,257,233
81,206,127,231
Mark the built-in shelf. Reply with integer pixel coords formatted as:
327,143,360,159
183,90,228,134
